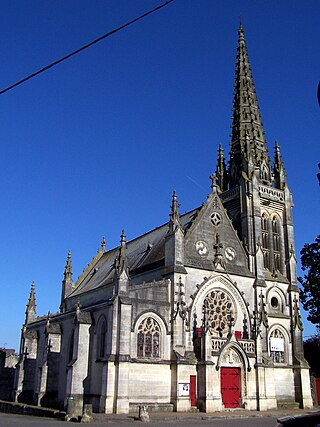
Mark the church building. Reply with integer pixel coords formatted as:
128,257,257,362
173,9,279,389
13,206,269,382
15,24,313,414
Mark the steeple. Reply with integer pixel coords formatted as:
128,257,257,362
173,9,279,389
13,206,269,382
60,250,73,312
229,23,271,187
273,141,287,189
168,190,182,233
25,281,36,324
216,144,228,192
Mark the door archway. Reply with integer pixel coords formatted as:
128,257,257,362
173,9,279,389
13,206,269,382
219,346,245,408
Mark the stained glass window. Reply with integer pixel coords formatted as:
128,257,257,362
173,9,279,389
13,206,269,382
137,317,161,358
204,290,235,337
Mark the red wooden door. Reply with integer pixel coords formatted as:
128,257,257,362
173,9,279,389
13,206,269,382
220,367,240,408
190,375,196,407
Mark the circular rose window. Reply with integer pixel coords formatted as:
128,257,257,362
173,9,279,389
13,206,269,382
204,290,235,336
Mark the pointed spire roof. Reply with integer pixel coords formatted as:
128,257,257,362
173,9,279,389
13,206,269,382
168,190,182,233
64,250,73,281
215,144,227,192
229,23,270,186
273,141,287,189
25,281,37,324
115,229,129,277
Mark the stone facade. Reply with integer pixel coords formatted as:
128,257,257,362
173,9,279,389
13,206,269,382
0,349,18,401
15,25,313,415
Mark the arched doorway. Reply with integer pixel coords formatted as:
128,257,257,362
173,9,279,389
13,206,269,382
219,346,244,409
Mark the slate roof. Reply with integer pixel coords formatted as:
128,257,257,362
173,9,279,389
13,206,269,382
69,208,199,298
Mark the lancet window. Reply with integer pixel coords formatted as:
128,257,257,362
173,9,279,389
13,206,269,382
269,328,286,363
272,216,281,271
137,317,161,358
261,213,282,272
98,320,107,358
261,214,270,269
68,330,74,363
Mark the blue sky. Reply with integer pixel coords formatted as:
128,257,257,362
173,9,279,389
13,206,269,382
0,0,319,351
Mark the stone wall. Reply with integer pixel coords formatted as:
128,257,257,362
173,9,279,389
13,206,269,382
0,349,18,401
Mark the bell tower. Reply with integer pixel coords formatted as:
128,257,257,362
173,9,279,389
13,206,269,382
216,24,295,285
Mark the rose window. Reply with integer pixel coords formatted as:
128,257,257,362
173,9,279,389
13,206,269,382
204,290,235,336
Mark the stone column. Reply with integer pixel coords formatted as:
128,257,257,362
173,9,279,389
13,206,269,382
65,311,91,416
114,299,131,414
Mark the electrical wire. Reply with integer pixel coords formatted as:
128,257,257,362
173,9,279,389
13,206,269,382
0,0,174,96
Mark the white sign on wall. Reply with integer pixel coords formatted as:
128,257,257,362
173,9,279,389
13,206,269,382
178,383,190,397
270,337,284,352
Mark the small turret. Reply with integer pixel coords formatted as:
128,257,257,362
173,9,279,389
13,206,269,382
25,281,36,324
60,250,73,312
273,141,287,189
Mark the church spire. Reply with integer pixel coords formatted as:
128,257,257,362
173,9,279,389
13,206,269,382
25,281,36,324
229,23,271,187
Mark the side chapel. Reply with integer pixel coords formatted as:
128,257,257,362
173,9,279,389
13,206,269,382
15,25,313,414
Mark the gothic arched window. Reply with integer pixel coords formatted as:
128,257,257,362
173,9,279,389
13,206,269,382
272,216,281,271
261,214,270,269
98,320,107,358
68,330,74,363
269,329,286,363
137,317,161,358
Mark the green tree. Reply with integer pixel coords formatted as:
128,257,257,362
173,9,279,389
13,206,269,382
304,334,320,377
298,234,320,327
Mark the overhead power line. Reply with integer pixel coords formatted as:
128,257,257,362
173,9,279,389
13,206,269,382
0,0,174,96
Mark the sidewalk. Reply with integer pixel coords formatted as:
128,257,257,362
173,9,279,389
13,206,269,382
93,408,320,423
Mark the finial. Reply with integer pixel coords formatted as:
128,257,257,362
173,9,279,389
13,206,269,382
30,281,35,298
238,19,245,39
273,140,286,189
25,281,37,324
114,228,129,282
170,190,180,219
64,250,73,280
216,145,227,192
101,236,106,251
210,172,218,192
120,229,126,245
168,190,182,232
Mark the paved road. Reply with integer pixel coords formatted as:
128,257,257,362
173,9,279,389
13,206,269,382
0,412,280,427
